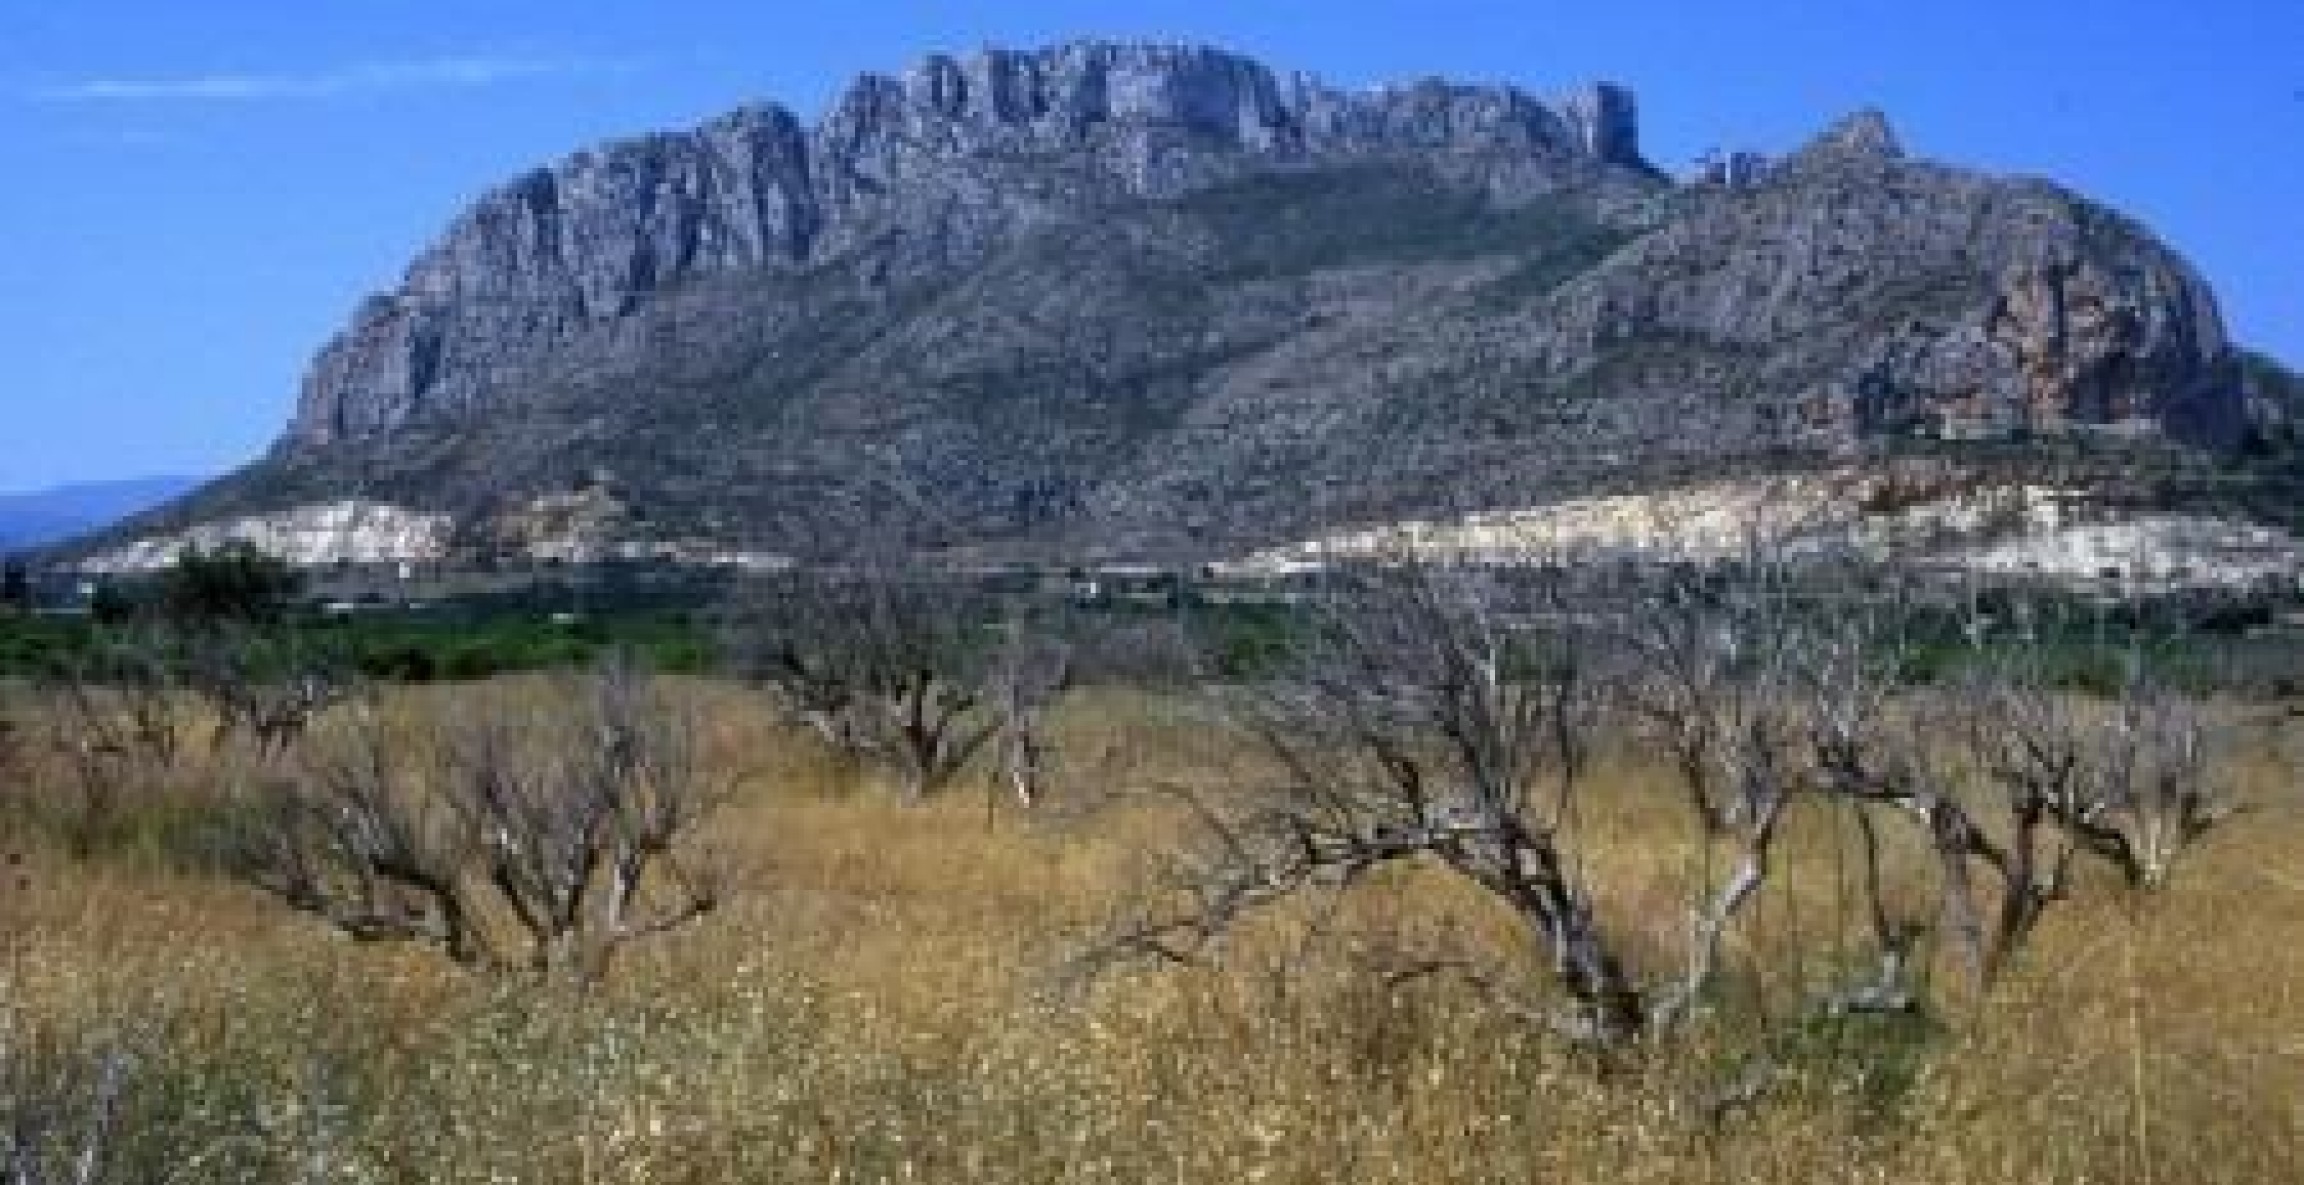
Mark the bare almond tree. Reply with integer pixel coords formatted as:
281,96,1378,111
183,629,351,763
985,620,1074,810
443,653,723,978
239,697,484,962
234,652,724,982
1600,556,1836,1026
1808,632,2073,987
1806,593,2235,986
1973,654,2235,892
26,635,193,856
39,636,187,773
15,625,352,857
1098,561,1659,1042
1096,548,2243,1046
728,565,1000,801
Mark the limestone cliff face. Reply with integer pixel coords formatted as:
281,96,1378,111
79,501,450,573
156,40,2251,564
289,42,1650,446
1532,112,2239,446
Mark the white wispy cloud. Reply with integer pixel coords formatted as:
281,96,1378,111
31,55,641,103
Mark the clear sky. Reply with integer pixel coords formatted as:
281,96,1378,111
2,0,2297,493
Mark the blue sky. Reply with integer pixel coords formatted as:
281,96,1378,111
1,1,2297,493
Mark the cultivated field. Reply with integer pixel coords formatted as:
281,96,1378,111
3,668,2299,1184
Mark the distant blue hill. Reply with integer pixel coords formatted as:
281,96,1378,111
0,476,204,552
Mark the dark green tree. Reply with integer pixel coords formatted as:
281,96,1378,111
157,542,302,627
87,580,136,625
0,556,28,612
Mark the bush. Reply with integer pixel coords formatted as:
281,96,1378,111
0,557,28,612
156,542,301,627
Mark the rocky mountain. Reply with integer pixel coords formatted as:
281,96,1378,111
125,40,2254,566
2243,350,2304,457
289,43,1649,449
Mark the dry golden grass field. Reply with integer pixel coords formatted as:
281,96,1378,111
2,678,2300,1184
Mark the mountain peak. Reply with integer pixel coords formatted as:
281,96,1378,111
291,41,1652,448
1788,108,1905,169
138,39,2244,568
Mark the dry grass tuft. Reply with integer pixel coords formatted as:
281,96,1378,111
0,682,2296,1183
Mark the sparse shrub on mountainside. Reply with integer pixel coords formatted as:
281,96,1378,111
2241,349,2304,461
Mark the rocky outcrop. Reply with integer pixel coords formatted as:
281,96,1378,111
289,41,1653,446
1523,111,2238,448
2242,350,2304,452
1781,109,1902,172
78,500,451,573
1226,471,2304,590
133,41,2251,566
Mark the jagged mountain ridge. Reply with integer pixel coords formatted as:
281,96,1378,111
292,41,1650,446
138,40,2245,564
